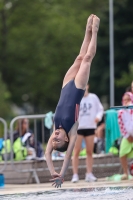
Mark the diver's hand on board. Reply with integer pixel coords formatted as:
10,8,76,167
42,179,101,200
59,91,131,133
50,174,64,188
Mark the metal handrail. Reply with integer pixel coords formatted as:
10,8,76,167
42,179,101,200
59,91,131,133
110,105,133,110
10,114,46,184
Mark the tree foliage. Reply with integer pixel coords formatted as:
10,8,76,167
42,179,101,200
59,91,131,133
0,72,11,118
0,0,133,116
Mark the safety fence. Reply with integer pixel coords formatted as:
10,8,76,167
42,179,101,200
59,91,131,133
9,114,48,184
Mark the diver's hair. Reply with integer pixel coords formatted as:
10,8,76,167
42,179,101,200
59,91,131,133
54,141,69,152
125,86,131,92
16,118,29,136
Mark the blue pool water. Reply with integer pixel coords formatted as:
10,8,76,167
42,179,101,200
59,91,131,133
1,187,133,200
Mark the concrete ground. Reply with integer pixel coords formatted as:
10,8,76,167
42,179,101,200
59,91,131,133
0,178,133,195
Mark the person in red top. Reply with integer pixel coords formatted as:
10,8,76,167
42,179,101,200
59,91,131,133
118,92,133,180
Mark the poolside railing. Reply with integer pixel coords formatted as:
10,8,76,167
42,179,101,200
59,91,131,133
9,114,47,184
110,105,133,110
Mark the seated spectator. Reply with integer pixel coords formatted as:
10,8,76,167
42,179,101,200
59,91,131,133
13,118,44,160
13,118,32,140
0,137,11,161
118,92,133,180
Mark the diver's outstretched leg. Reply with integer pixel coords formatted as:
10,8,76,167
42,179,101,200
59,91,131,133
75,15,100,89
62,14,94,87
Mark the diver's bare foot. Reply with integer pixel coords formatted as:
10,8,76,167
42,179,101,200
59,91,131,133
86,14,94,33
92,15,100,33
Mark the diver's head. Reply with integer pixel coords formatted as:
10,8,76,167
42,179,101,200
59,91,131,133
52,128,69,152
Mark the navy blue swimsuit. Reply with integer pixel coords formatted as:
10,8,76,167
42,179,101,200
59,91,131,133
54,80,85,134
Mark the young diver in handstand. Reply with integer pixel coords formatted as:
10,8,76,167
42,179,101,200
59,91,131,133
45,14,100,188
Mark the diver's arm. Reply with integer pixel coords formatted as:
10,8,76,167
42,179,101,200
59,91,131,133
59,122,78,178
45,133,55,176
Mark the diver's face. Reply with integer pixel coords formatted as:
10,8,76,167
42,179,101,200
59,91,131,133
52,128,68,149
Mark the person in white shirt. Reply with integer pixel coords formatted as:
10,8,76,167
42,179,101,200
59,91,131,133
71,84,104,182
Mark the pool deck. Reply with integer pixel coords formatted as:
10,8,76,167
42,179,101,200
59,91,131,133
0,178,133,195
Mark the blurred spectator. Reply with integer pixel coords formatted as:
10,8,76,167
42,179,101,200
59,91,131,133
13,118,44,160
13,118,33,141
118,92,133,180
71,84,104,183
